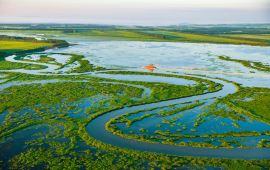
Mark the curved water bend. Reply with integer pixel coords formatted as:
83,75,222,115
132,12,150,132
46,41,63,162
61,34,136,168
86,74,270,159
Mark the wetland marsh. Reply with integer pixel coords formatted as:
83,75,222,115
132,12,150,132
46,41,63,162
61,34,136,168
0,25,270,169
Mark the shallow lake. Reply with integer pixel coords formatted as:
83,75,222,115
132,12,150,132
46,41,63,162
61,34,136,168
48,39,270,88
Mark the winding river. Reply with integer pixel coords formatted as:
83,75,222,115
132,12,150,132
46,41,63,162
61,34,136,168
86,74,270,159
1,37,270,160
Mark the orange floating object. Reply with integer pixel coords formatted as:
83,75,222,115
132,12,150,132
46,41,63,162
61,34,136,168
144,64,157,72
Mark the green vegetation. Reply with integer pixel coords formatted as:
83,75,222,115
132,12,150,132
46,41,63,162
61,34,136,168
136,30,269,46
104,76,270,149
1,24,270,46
42,29,270,46
23,54,61,65
106,98,270,148
0,40,52,51
0,70,269,169
159,102,205,116
1,51,106,73
102,71,223,93
258,139,270,148
0,35,69,59
68,54,106,73
55,53,106,73
223,34,270,41
108,102,204,128
0,61,47,70
0,31,270,169
0,80,143,114
219,56,270,72
0,72,221,169
217,87,270,124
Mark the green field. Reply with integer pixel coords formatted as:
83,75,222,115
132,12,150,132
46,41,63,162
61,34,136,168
1,24,270,46
0,41,53,51
222,34,270,41
36,30,270,46
0,35,69,59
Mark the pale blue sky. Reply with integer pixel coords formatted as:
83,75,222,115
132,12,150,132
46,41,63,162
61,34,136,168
0,0,269,25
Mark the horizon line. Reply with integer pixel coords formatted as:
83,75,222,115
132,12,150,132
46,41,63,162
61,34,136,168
0,22,270,27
